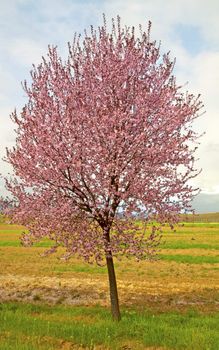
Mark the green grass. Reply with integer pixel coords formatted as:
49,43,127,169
180,222,219,228
160,254,219,264
2,239,219,251
0,302,219,350
160,241,219,250
53,264,108,274
0,240,52,247
0,240,21,247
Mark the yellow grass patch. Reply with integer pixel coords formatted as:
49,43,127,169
0,222,219,313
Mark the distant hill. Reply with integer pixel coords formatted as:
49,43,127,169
192,193,219,213
180,212,219,223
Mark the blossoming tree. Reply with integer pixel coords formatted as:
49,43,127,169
5,16,202,321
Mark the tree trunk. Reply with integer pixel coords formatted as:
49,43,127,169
104,228,121,321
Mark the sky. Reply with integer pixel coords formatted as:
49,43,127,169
0,0,219,213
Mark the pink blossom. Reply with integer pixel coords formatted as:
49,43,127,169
4,16,202,263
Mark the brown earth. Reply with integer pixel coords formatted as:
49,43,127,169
0,263,218,313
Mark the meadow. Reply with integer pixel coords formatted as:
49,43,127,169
0,215,219,349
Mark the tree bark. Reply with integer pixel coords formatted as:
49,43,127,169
104,228,121,321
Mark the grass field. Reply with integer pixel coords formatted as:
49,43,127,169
0,218,219,349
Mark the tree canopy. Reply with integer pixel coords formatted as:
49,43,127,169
5,16,202,261
3,16,203,320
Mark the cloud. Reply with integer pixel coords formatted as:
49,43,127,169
8,38,46,66
0,0,218,212
177,51,219,193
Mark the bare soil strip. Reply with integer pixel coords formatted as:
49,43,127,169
0,273,218,313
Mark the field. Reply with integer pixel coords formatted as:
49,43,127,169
0,217,219,349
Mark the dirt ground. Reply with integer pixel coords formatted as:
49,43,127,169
0,258,218,313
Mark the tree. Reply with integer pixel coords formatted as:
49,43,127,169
4,16,202,321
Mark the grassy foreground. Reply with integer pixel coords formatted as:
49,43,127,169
1,302,219,350
0,218,219,349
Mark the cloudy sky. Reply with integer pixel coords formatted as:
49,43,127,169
0,0,219,212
